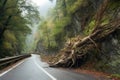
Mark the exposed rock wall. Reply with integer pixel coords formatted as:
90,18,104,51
54,0,120,74
100,30,120,74
64,0,103,36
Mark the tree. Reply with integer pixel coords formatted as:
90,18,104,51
0,0,40,58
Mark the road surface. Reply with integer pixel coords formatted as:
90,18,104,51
0,54,97,80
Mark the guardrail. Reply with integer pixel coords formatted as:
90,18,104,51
0,54,31,69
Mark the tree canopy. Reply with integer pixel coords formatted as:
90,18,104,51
0,0,40,58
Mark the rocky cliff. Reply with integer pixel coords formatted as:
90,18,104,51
52,0,120,74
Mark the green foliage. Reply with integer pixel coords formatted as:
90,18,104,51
0,0,40,58
111,74,120,78
38,14,72,53
101,18,109,26
3,41,12,50
37,0,86,53
3,30,17,43
68,0,83,14
54,16,71,34
84,20,95,35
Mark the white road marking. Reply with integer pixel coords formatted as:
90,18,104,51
33,57,57,80
0,60,25,77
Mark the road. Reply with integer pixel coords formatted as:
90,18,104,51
0,54,96,80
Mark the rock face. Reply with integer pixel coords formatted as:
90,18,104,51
100,30,120,74
64,0,103,36
52,0,120,74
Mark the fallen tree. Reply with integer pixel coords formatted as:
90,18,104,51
50,18,120,67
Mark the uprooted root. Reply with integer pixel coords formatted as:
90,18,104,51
50,19,120,68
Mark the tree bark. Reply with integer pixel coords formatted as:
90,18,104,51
51,18,120,67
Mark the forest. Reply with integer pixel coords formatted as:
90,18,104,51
0,0,40,58
0,0,120,78
36,0,120,76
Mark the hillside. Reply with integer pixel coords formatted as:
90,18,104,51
38,0,120,77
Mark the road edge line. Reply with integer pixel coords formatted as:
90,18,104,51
0,60,25,77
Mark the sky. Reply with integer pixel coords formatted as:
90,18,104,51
31,0,56,17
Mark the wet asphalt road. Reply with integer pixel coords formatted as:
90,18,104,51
0,54,96,80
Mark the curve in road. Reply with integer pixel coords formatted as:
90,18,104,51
0,54,96,80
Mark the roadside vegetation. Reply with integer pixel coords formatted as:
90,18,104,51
38,0,120,79
0,0,40,58
0,0,120,79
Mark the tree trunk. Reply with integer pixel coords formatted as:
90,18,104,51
51,18,120,67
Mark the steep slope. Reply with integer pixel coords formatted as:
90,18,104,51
51,0,120,74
